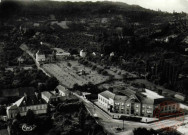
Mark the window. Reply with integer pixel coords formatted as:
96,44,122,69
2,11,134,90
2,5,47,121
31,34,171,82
169,106,171,110
165,106,167,110
136,104,139,108
122,103,124,106
136,109,139,112
147,110,152,114
142,105,145,108
127,104,130,107
173,105,175,109
142,110,145,113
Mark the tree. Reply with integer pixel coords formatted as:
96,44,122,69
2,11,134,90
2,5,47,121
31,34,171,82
45,77,59,91
0,106,6,115
78,104,86,129
26,109,35,125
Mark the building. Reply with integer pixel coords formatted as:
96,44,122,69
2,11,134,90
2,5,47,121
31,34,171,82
98,89,180,118
98,90,115,110
41,91,59,103
6,92,47,119
52,48,70,60
174,93,186,101
36,50,45,63
80,49,87,58
56,85,70,97
17,56,25,64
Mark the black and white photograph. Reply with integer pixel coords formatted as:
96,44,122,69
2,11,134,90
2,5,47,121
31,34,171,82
0,0,188,135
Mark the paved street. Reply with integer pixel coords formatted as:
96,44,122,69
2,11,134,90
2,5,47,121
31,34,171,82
74,93,188,135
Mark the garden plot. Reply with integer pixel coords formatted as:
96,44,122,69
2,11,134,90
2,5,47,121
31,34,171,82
42,60,109,88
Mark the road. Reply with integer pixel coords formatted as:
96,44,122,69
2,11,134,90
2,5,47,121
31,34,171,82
74,93,188,135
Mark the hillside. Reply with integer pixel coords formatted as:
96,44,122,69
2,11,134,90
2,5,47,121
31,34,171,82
0,1,188,96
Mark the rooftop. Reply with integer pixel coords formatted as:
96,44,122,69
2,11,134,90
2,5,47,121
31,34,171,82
41,91,54,99
7,94,46,110
142,89,164,99
56,85,69,93
99,90,115,100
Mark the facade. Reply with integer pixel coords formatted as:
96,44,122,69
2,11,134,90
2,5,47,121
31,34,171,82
6,93,48,119
98,89,180,118
17,56,25,64
98,90,115,110
41,91,59,103
36,50,46,62
56,85,70,97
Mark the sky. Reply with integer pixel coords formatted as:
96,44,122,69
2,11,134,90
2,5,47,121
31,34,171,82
50,0,188,13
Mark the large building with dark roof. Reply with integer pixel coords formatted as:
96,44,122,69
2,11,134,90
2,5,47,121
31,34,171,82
6,92,48,119
98,88,180,118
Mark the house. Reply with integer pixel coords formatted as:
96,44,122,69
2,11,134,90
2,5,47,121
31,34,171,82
6,92,47,119
41,91,59,103
98,89,180,118
174,93,186,101
36,50,45,63
110,52,115,57
98,90,115,109
80,49,87,58
52,48,70,60
56,85,70,97
101,18,108,24
17,56,25,64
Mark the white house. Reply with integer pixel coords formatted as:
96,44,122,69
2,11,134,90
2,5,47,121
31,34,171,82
98,90,115,109
56,85,70,97
174,93,186,101
41,91,59,103
36,50,45,62
110,52,115,57
80,50,87,58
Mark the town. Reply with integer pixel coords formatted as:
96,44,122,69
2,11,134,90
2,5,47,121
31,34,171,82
0,1,188,135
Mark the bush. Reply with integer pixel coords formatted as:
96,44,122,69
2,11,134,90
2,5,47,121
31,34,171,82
118,71,121,75
97,68,103,74
91,65,97,70
67,62,71,67
101,70,108,75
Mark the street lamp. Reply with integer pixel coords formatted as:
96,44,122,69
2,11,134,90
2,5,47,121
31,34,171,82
123,119,125,130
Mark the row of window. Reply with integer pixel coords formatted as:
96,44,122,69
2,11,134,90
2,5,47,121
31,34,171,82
161,105,176,111
20,105,47,112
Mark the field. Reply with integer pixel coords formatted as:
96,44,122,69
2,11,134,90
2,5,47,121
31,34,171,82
42,60,109,88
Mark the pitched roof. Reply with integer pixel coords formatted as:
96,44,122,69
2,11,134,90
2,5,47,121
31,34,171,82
56,85,69,94
136,93,175,105
99,90,115,99
41,91,54,99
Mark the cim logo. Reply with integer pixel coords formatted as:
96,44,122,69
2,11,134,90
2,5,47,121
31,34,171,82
153,101,184,131
22,124,37,132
